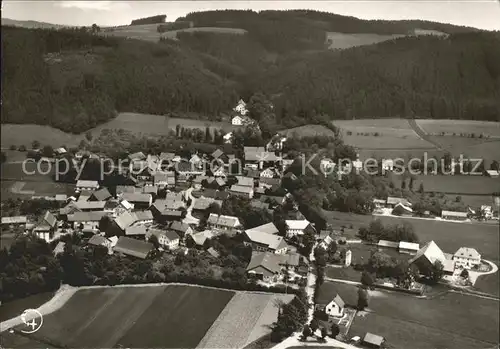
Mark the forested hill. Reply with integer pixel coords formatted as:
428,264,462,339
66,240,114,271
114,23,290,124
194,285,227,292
2,11,499,133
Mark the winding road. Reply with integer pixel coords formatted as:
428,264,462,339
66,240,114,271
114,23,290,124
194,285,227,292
407,118,445,150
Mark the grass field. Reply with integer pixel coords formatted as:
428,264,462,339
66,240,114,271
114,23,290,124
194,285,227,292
102,24,247,42
416,119,500,138
197,293,293,348
10,285,234,348
389,173,500,195
333,119,435,150
320,281,499,349
282,125,337,138
0,292,55,322
326,32,405,50
429,135,500,163
0,124,82,148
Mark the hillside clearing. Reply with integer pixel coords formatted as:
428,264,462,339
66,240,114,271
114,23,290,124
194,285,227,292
416,119,500,138
327,32,405,50
282,125,337,137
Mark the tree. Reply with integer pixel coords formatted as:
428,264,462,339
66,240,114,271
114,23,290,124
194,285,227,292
357,287,369,310
1,152,6,164
301,325,312,340
32,140,40,149
430,260,444,284
205,127,212,142
418,183,424,194
9,145,16,150
91,23,101,34
490,160,499,171
460,268,469,279
320,327,328,340
401,180,406,190
361,271,375,287
85,131,93,143
330,323,340,338
310,318,319,332
42,145,54,158
148,235,160,249
455,195,462,202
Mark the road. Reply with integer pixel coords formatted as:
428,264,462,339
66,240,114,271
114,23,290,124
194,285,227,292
407,118,445,150
182,187,200,225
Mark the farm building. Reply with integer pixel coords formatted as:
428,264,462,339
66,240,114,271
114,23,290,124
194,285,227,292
169,221,194,237
486,170,500,178
378,240,399,249
76,180,99,191
246,252,282,283
74,201,107,212
244,223,288,254
399,241,420,255
145,228,180,250
1,216,27,227
33,211,58,242
285,219,315,238
193,197,222,213
453,247,481,270
67,211,108,230
373,199,386,208
441,210,468,221
90,188,112,202
386,197,411,208
233,99,249,116
409,240,455,275
120,193,153,209
391,202,413,216
362,333,385,348
235,176,254,187
88,235,112,249
207,214,242,234
113,236,154,259
229,184,254,199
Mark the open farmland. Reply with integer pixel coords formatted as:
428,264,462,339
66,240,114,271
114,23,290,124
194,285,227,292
428,136,500,163
416,119,500,138
2,285,291,348
327,32,405,50
0,124,82,148
389,173,500,195
101,24,247,42
197,292,293,348
333,119,435,150
282,125,337,138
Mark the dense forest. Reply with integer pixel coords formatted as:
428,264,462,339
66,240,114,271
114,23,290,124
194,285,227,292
130,14,166,26
2,10,499,133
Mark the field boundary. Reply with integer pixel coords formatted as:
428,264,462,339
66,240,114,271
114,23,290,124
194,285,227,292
408,118,445,150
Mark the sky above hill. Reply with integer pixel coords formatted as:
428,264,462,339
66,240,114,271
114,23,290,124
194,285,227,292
2,0,500,31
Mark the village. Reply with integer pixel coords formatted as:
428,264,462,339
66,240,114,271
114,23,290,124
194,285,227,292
1,99,499,349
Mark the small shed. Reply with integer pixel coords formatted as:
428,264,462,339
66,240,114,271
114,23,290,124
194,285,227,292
362,333,385,348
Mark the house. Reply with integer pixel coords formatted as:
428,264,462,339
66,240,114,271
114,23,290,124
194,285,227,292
76,180,99,191
190,154,203,168
244,147,281,170
246,169,261,179
285,219,315,238
391,203,413,216
77,190,93,202
89,188,111,202
192,175,208,189
207,247,220,258
372,199,386,208
120,193,153,209
278,252,301,271
54,147,67,156
386,196,411,208
441,210,468,221
259,177,281,186
142,185,158,196
190,230,215,247
362,333,385,348
88,235,112,249
153,172,169,187
116,185,141,196
244,223,288,254
125,225,149,237
33,211,58,242
223,132,233,144
235,176,254,187
212,166,227,178
128,152,146,162
233,99,248,116
67,211,108,230
260,195,285,208
134,210,154,224
246,252,282,283
159,152,176,163
169,221,194,237
409,240,455,275
324,294,345,318
260,168,277,178
207,214,242,233
486,170,500,178
229,184,254,199
113,236,154,259
177,161,205,176
382,159,394,171
398,241,420,255
232,115,245,126
266,134,287,152
250,200,270,211
146,228,180,250
453,247,481,269
53,241,66,256
74,201,107,212
193,197,222,213
211,149,229,164
1,216,27,228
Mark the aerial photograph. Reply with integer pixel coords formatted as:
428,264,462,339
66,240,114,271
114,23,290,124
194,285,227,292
0,1,499,348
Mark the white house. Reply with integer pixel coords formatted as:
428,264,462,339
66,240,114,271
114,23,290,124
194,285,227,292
324,294,345,317
223,132,233,144
76,180,99,191
260,168,276,178
146,229,180,250
453,247,481,270
382,159,394,171
232,115,245,125
244,223,288,254
229,184,254,199
486,170,499,178
285,219,315,238
233,99,248,116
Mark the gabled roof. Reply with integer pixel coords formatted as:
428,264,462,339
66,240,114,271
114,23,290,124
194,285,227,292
245,169,261,178
121,193,152,204
41,211,57,228
260,177,281,186
142,185,158,194
378,240,399,248
207,214,241,228
399,241,419,251
230,185,254,194
250,200,270,211
128,151,146,161
246,252,281,274
91,188,112,201
60,201,81,215
246,222,279,235
363,333,384,347
1,216,27,224
113,236,154,259
212,149,224,159
88,235,109,246
286,219,311,230
454,247,481,260
68,211,108,222
116,185,140,195
75,201,107,210
409,240,446,266
387,196,411,206
245,228,286,251
164,230,180,241
53,241,65,255
193,197,222,211
169,221,191,234
441,210,468,218
235,176,254,187
125,225,148,236
134,210,154,221
76,180,99,188
333,294,345,308
159,152,176,161
114,211,137,230
191,230,214,246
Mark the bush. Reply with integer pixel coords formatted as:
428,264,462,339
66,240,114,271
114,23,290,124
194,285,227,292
9,145,16,150
18,145,26,151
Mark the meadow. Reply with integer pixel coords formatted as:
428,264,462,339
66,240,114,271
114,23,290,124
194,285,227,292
1,285,288,348
101,24,247,42
415,119,500,138
319,281,499,349
428,135,500,163
326,32,404,50
282,125,337,138
333,119,435,150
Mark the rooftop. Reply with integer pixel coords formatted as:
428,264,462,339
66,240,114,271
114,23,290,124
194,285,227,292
113,236,154,259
